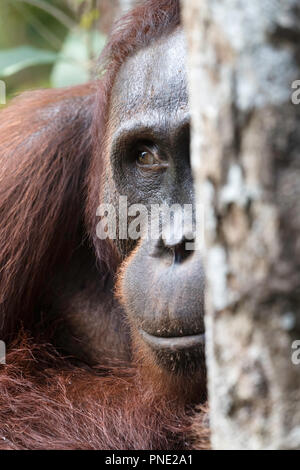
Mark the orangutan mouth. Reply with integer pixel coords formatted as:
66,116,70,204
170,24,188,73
139,329,205,351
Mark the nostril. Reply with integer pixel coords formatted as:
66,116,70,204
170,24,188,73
153,236,194,265
173,238,194,264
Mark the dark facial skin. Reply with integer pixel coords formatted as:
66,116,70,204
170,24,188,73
104,28,205,376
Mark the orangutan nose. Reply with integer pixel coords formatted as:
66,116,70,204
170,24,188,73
163,234,195,264
158,215,196,265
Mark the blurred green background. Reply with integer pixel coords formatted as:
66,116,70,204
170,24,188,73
0,0,120,102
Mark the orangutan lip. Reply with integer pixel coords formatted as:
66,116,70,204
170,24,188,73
140,330,205,351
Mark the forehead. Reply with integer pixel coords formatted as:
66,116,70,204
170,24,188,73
109,28,188,124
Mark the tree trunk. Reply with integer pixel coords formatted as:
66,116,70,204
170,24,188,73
182,0,300,450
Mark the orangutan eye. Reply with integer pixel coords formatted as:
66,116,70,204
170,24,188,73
135,144,168,170
137,150,156,165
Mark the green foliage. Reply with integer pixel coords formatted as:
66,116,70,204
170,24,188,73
0,46,58,77
80,9,100,30
50,29,105,87
0,0,107,94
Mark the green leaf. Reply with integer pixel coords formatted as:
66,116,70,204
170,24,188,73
80,9,100,30
50,29,106,88
0,46,58,77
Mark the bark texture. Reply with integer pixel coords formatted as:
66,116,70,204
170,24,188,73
182,0,300,449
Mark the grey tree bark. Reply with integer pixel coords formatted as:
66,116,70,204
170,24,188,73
182,0,300,449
